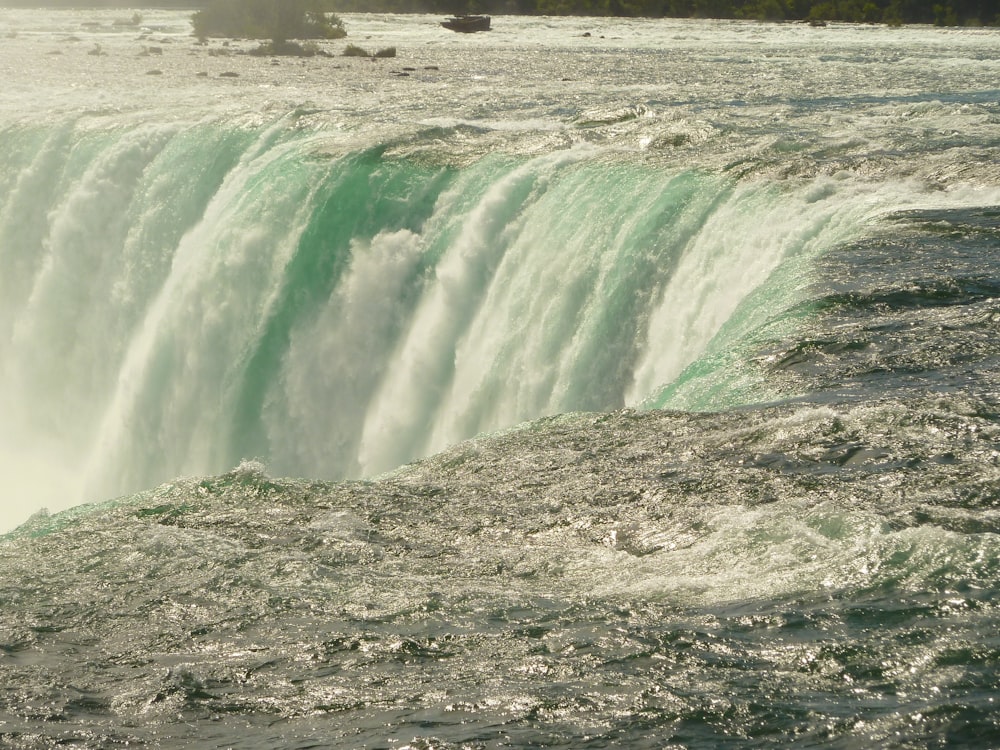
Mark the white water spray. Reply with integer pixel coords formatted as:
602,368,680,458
2,120,993,532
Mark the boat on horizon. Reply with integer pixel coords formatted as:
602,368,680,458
441,14,491,33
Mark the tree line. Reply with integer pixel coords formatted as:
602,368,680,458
332,0,1000,25
18,0,995,29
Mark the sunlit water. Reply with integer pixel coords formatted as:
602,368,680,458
1,10,1000,749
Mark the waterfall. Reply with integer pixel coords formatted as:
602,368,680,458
0,116,874,528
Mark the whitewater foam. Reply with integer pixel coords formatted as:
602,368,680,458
3,12,1000,532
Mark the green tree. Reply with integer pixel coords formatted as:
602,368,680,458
739,0,789,20
692,0,736,16
192,0,346,42
537,0,613,12
932,1,960,21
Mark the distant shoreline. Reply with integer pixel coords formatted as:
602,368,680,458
2,1,997,28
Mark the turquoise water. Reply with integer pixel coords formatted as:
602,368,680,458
0,116,879,519
2,11,1000,749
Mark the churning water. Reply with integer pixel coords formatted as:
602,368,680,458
1,10,1000,749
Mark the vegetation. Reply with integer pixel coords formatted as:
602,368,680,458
332,0,1000,25
192,0,347,43
6,0,997,25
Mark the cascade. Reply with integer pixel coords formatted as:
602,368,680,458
0,117,876,528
